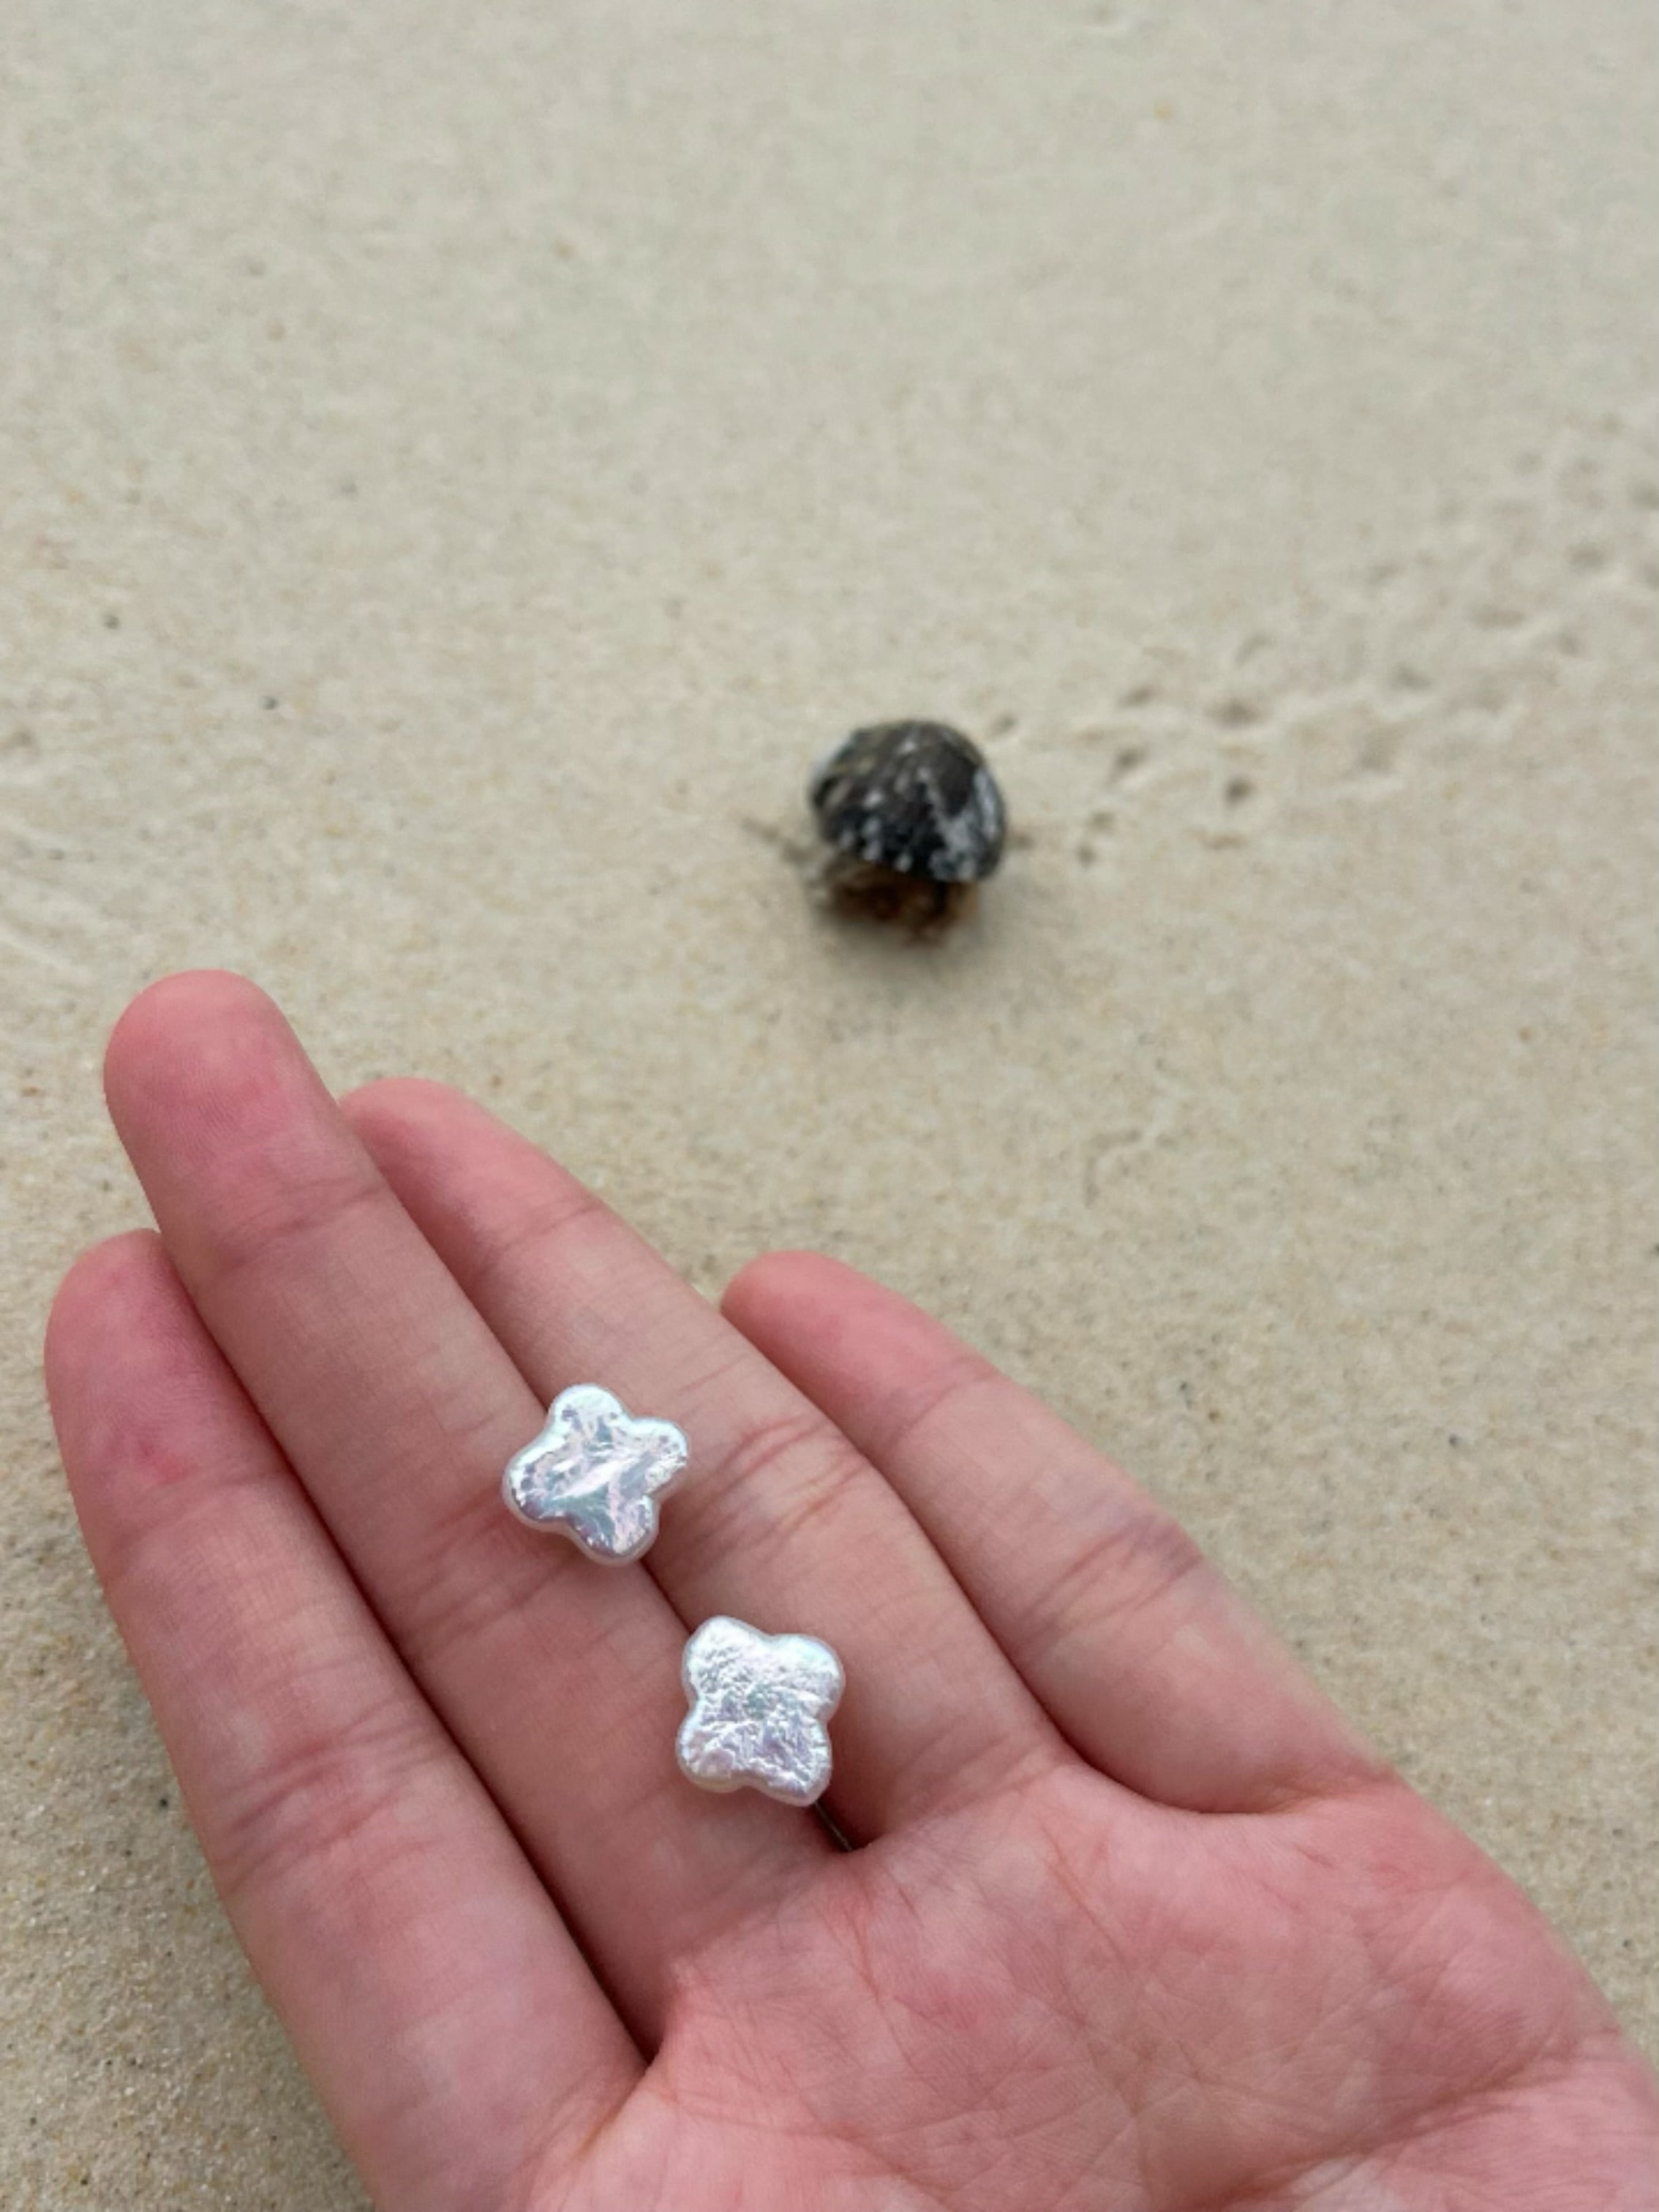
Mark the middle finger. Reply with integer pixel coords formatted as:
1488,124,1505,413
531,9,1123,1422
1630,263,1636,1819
102,971,825,2044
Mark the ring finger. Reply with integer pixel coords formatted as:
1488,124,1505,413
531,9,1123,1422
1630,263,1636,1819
342,1076,1065,1841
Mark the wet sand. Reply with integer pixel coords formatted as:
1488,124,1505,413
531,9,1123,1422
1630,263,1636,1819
1,2,1654,2201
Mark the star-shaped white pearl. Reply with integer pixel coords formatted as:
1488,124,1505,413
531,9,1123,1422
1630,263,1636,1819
676,1617,844,1807
502,1385,688,1564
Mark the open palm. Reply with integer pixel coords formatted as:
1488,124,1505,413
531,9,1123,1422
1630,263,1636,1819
45,975,1656,2211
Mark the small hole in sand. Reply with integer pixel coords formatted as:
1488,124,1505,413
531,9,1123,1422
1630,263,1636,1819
1211,697,1261,729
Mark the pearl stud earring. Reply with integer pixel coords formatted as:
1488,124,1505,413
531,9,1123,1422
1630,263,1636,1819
677,1616,843,1807
502,1385,688,1565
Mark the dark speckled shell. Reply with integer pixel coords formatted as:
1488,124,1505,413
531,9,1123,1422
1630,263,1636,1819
808,723,1006,884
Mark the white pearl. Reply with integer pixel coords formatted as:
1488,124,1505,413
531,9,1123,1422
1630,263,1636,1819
677,1616,843,1807
502,1385,688,1565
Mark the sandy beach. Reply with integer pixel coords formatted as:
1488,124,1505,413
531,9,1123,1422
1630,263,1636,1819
1,1,1655,2201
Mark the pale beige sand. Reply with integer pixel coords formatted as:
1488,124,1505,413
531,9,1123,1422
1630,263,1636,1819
2,1,1655,2202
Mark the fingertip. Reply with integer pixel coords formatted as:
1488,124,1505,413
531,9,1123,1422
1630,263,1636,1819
103,970,299,1148
45,1229,214,1539
105,968,271,1088
341,1079,538,1208
722,1254,936,1386
342,1081,598,1244
720,1248,860,1330
45,1229,170,1398
339,1075,473,1144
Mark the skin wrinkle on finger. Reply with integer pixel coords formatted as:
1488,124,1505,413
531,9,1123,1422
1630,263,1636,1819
100,1480,450,1914
187,1636,462,1917
97,974,830,2039
340,1075,1068,1840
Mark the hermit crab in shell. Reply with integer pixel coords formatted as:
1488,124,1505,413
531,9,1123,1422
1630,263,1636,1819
808,721,1007,930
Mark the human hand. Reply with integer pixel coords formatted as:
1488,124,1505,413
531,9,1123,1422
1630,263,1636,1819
45,974,1658,2211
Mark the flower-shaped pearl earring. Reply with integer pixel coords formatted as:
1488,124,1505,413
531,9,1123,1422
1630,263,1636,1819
677,1616,844,1807
502,1385,688,1565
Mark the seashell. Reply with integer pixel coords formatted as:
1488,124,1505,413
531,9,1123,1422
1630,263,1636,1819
809,721,1007,884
